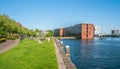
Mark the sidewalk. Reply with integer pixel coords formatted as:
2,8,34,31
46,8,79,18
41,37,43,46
54,38,76,69
0,39,19,54
54,39,66,69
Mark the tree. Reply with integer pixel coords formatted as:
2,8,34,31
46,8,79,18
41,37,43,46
0,14,35,38
34,29,40,37
46,30,54,37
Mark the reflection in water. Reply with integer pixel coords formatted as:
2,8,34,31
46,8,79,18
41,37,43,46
62,38,120,69
81,40,93,59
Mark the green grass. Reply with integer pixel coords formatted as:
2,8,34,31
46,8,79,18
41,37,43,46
0,39,58,69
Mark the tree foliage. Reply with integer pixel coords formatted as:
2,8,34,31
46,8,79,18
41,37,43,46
0,14,34,37
46,30,54,37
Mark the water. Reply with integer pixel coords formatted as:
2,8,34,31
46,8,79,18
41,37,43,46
62,37,120,69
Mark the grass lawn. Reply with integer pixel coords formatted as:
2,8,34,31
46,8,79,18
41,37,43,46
0,39,58,69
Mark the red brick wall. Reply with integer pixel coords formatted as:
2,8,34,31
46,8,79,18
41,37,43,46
81,24,87,39
81,24,94,40
60,28,64,37
87,24,94,39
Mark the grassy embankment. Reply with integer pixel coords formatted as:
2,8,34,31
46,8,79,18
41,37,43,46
0,39,58,69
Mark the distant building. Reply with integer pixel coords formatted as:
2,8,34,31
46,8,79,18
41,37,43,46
111,30,119,35
81,24,94,39
42,30,48,35
94,26,100,36
54,28,64,37
54,23,94,40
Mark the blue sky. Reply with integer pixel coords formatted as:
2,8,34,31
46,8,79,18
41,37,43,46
0,0,120,34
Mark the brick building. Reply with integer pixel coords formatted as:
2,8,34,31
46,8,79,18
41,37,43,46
54,28,64,37
81,24,94,39
54,23,94,40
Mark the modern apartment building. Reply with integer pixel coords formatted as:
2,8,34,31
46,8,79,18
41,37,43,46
111,30,119,35
94,26,100,36
54,23,94,40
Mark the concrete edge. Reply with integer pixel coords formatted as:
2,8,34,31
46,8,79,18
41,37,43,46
54,39,66,69
54,38,77,69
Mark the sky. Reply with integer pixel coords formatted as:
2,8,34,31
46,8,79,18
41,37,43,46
0,0,120,34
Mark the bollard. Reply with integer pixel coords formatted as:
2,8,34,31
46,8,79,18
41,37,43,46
60,41,63,46
65,45,70,57
57,40,61,46
60,41,63,50
58,40,61,46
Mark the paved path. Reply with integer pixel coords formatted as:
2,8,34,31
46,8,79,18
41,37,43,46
54,39,66,69
54,38,76,69
0,39,19,54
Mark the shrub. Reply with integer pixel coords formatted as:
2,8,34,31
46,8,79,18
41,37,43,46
0,38,6,43
0,36,6,38
6,37,16,40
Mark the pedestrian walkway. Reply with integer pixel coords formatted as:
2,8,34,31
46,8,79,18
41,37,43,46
0,39,19,54
54,38,76,69
54,39,66,69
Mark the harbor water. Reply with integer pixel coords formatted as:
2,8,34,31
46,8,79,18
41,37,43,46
62,37,120,69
